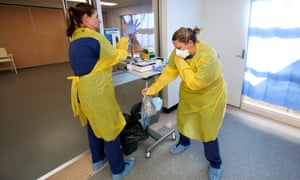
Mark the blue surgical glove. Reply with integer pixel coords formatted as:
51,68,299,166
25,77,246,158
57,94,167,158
124,19,140,37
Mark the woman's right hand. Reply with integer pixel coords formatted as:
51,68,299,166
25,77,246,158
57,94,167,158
141,88,148,95
116,37,129,50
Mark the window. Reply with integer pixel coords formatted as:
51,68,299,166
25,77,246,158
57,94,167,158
121,13,155,57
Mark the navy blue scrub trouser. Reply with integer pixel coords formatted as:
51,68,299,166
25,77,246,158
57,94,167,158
178,133,222,169
87,123,125,174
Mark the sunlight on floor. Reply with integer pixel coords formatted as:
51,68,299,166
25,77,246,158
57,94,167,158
227,105,300,141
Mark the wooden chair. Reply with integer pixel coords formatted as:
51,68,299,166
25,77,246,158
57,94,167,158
0,47,17,74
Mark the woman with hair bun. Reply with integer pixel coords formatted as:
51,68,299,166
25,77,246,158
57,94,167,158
142,26,228,180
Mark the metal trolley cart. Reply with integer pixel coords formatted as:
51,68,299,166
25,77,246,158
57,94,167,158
141,80,176,159
145,116,176,158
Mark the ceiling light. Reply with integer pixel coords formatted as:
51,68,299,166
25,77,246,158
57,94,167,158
101,1,118,6
67,0,118,6
67,0,87,2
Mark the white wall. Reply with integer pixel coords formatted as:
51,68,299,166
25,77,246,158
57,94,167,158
159,0,203,57
159,0,203,109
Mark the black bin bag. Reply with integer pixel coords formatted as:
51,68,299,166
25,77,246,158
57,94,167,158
121,102,149,155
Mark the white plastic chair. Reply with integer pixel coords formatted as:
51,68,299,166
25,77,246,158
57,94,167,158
0,47,17,74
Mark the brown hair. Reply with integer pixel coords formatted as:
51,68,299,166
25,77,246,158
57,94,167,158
172,27,201,43
66,3,96,37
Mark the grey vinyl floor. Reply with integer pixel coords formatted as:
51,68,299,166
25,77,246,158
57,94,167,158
91,110,300,180
1,63,300,180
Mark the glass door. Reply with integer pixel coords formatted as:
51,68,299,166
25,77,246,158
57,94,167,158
242,0,300,123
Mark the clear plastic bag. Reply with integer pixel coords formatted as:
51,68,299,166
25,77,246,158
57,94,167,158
140,95,156,129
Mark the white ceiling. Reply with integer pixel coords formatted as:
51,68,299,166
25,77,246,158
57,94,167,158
0,0,150,9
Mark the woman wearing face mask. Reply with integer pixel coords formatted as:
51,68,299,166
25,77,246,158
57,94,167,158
142,27,227,180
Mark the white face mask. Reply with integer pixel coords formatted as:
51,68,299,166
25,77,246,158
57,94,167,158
176,48,189,59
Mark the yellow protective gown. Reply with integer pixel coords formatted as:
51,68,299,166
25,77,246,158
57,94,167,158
146,40,228,142
68,28,129,141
